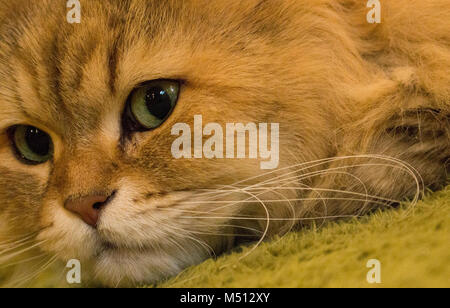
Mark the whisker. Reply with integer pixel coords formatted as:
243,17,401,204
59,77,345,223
190,155,424,207
0,233,40,252
182,230,260,238
255,186,297,236
194,223,264,235
165,225,216,258
249,154,422,188
167,214,360,222
221,185,271,261
0,253,48,269
173,197,395,206
178,183,401,214
7,254,59,288
0,239,36,257
0,240,49,264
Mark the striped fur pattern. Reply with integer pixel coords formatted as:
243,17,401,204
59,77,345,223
0,0,448,286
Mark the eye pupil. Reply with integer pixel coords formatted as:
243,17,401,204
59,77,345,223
25,127,50,156
145,87,172,120
9,125,53,165
127,80,179,131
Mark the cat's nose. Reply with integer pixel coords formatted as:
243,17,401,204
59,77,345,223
64,192,116,227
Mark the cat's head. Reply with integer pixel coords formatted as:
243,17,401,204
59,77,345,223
0,0,341,286
1,0,448,287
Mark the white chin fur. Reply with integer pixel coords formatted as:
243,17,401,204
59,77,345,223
93,246,206,287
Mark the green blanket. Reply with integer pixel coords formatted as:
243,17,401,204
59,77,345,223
158,186,449,288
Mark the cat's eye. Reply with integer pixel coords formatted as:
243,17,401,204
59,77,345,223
9,125,53,165
126,80,180,130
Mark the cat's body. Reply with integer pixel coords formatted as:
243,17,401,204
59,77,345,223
0,0,448,287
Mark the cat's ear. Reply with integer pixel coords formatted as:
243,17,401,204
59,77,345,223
298,106,449,221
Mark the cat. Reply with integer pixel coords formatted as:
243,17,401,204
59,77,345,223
0,0,448,287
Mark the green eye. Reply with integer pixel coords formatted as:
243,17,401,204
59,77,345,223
10,125,53,165
128,80,180,130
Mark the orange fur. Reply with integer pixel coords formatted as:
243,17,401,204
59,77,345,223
0,0,448,286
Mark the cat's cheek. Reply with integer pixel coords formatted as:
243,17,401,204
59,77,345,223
38,199,100,261
95,181,193,245
0,147,52,180
0,158,50,235
0,215,9,239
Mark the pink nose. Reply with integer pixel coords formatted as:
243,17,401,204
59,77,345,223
64,193,115,227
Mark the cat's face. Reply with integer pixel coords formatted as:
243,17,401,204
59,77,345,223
1,0,449,287
0,0,337,286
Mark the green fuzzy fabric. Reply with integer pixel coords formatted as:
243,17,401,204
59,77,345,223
158,186,449,288
4,187,448,288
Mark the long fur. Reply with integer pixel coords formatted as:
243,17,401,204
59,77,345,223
0,0,448,287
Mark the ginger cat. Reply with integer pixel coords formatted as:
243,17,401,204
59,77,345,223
0,0,448,287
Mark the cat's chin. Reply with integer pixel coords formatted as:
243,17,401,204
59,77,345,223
90,240,207,287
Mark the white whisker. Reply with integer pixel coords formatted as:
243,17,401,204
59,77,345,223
0,240,48,264
7,254,59,288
